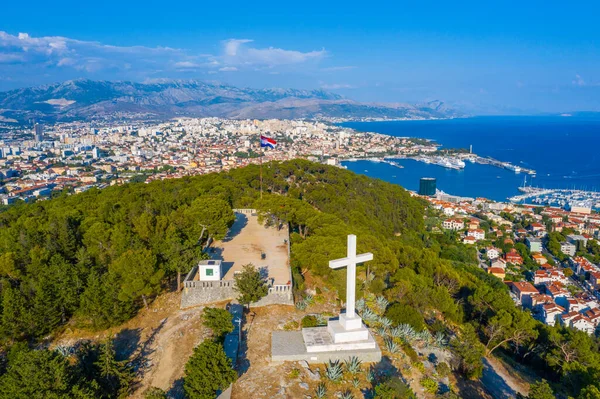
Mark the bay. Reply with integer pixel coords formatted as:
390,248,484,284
341,116,600,202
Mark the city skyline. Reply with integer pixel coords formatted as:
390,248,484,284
1,1,599,114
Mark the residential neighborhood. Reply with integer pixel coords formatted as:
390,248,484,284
428,195,600,335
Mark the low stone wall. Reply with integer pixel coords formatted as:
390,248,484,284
180,281,293,308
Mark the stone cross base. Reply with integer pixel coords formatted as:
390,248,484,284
271,330,382,364
302,326,378,353
327,319,369,344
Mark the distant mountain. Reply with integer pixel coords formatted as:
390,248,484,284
0,79,462,123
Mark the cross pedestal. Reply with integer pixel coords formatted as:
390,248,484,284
324,234,374,344
272,234,381,363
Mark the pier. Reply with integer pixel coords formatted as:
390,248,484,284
470,156,536,175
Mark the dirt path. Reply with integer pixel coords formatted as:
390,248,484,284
481,356,530,399
53,292,213,398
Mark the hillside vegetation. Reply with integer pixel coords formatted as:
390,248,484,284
0,160,597,398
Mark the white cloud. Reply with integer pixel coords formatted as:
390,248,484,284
0,31,329,86
174,61,200,68
220,38,326,67
223,39,253,57
573,74,586,86
320,83,355,89
321,66,356,72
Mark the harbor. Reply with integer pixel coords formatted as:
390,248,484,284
509,186,600,210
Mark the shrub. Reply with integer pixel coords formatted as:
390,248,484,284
420,377,438,394
436,362,451,378
385,302,425,331
412,361,425,373
401,342,419,363
288,368,300,379
283,320,299,330
301,315,319,328
144,387,167,399
374,377,416,399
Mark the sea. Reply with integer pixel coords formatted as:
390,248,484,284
341,116,600,202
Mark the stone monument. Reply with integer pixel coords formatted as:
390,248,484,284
271,234,381,363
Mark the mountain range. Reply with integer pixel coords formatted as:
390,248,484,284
0,79,462,123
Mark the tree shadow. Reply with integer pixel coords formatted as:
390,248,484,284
236,309,250,375
128,318,168,390
258,266,269,280
479,357,517,399
223,213,248,242
362,357,403,399
113,328,142,361
209,246,235,276
167,377,185,399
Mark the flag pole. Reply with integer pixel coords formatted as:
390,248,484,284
259,142,263,199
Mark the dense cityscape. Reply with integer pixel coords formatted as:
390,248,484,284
0,118,435,205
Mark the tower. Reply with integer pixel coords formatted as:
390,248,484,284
34,123,43,142
419,177,436,196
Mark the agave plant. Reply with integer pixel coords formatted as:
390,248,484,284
378,316,392,329
295,300,307,310
361,308,378,324
375,295,389,313
385,337,400,354
305,294,314,305
398,324,417,341
365,368,375,383
325,360,344,382
340,390,354,399
54,345,74,357
376,326,388,337
417,330,433,345
315,382,327,399
316,313,328,326
434,331,448,347
390,326,403,339
345,356,362,375
352,378,361,388
355,298,366,313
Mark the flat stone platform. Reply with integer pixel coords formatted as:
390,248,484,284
303,326,376,352
210,210,291,285
271,330,382,364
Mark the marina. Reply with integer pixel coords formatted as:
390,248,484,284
509,186,600,210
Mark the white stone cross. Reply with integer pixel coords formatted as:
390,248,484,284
329,234,373,320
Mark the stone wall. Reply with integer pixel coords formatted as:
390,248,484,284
181,273,294,308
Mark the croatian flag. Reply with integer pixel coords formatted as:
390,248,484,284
260,135,277,149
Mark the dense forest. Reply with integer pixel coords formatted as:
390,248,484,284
0,160,598,398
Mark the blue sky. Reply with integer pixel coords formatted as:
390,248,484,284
1,0,599,114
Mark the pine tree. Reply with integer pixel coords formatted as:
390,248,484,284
95,338,133,398
233,264,268,309
184,340,236,399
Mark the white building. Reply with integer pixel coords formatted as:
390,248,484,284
486,247,500,260
467,229,485,241
442,219,464,231
561,242,576,256
198,259,223,281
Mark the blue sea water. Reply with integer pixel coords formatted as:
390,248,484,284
341,116,600,202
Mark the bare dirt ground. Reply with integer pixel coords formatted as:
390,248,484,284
480,355,531,399
53,292,220,398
